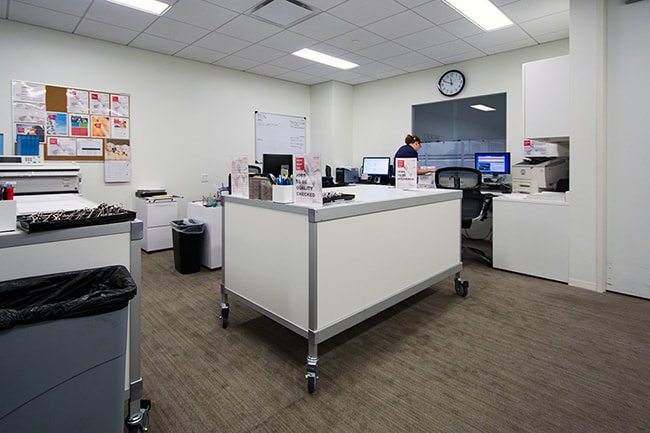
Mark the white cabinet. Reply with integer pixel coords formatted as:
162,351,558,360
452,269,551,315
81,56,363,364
187,202,222,269
492,194,569,283
523,55,570,139
132,197,177,252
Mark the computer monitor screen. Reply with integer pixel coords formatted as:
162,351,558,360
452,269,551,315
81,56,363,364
262,153,293,177
474,152,511,175
362,156,391,177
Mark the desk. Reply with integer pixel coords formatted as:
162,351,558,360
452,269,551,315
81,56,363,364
492,193,569,282
220,185,466,392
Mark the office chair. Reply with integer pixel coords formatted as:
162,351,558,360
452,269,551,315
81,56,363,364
435,167,493,267
248,165,261,174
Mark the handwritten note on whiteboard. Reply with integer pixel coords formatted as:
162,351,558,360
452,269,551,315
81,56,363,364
255,111,306,163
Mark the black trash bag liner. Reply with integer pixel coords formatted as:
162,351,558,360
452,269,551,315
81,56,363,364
0,265,137,331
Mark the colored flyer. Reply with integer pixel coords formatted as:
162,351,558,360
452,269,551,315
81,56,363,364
293,154,322,206
15,123,45,142
395,158,417,189
110,94,129,117
91,115,110,137
45,112,69,136
111,117,130,139
47,137,76,156
69,114,90,136
104,139,130,160
76,138,103,157
67,88,89,113
89,92,110,115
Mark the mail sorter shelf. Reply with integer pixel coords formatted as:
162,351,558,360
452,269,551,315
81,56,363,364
18,206,136,233
220,186,467,394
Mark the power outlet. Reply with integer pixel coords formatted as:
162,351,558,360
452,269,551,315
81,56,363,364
200,173,209,183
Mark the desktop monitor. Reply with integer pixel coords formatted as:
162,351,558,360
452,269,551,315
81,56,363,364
262,153,293,177
474,152,511,176
362,156,391,178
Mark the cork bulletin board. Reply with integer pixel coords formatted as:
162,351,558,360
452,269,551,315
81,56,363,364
12,80,132,182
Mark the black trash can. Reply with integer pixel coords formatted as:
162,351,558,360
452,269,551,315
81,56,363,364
0,265,137,433
171,218,205,274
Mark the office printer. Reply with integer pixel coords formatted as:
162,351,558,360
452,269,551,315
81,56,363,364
512,140,569,194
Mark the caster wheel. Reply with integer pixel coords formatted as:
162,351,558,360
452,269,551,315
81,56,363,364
307,375,316,394
220,304,229,328
455,279,469,297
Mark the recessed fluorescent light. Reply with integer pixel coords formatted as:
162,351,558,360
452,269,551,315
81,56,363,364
106,0,171,16
292,48,359,70
471,104,496,111
442,0,513,31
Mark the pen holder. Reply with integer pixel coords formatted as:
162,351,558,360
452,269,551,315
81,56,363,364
272,185,294,203
0,200,17,232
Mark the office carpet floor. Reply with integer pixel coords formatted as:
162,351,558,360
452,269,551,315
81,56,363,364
138,243,650,433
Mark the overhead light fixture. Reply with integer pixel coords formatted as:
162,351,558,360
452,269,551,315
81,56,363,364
471,104,496,111
442,0,513,31
106,0,171,16
250,0,315,27
292,48,359,70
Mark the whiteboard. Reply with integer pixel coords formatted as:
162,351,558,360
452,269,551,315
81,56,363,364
255,111,306,162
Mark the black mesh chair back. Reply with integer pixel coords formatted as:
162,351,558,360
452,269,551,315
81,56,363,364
435,167,493,266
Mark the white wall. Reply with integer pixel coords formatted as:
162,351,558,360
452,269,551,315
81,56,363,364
351,39,569,167
0,20,310,215
605,0,650,298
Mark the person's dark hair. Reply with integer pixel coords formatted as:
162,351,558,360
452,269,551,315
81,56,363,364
405,134,421,145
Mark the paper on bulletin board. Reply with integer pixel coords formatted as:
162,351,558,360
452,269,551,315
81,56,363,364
47,137,76,156
293,154,322,206
104,160,131,182
231,156,250,198
395,158,417,189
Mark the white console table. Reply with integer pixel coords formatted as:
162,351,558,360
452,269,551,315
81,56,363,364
492,193,569,282
187,202,222,269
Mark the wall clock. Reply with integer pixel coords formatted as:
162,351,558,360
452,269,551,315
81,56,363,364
438,70,465,97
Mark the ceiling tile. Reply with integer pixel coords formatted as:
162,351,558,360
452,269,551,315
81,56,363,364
258,30,318,53
8,2,81,32
439,18,483,39
247,63,292,77
355,41,410,61
413,0,463,26
501,0,569,23
327,0,406,26
268,54,314,70
519,11,570,38
174,45,228,63
402,59,442,72
215,14,282,43
203,0,260,14
289,11,356,41
364,10,433,40
234,43,286,63
394,26,456,51
419,39,477,60
213,55,260,71
145,17,211,44
394,0,431,8
480,37,536,55
129,33,187,55
164,0,238,31
326,28,387,52
464,25,531,50
85,0,158,32
13,0,92,16
302,0,347,12
193,31,251,53
381,51,433,69
75,18,140,45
